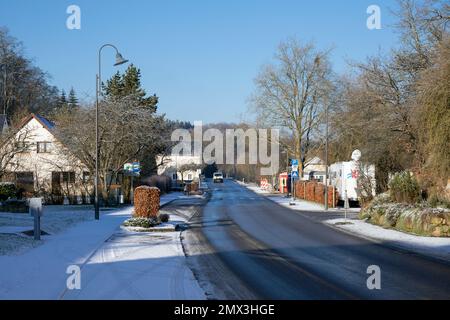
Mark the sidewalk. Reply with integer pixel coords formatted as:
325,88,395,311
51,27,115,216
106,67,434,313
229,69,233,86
0,192,204,299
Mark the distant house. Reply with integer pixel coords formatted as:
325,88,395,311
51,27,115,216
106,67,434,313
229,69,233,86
303,156,327,182
1,113,92,204
156,154,202,184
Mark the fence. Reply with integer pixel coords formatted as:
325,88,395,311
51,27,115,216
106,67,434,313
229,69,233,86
294,180,338,208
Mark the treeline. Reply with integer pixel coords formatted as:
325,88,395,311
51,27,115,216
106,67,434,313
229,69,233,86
251,0,449,200
329,0,449,199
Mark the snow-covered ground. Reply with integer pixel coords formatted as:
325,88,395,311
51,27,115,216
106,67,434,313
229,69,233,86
325,218,450,263
0,193,183,256
0,192,205,299
0,205,95,255
62,205,205,300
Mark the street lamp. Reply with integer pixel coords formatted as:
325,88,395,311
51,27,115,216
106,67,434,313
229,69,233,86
324,97,329,211
95,44,129,220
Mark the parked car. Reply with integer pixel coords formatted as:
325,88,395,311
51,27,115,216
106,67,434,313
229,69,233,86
213,172,224,183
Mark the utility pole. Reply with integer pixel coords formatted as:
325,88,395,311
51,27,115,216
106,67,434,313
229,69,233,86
324,97,329,210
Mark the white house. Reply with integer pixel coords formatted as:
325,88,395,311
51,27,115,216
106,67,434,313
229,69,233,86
302,156,327,182
1,113,92,204
156,154,202,183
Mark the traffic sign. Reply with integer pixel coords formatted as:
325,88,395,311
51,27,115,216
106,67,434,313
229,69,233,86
291,159,299,166
132,162,140,173
292,171,299,179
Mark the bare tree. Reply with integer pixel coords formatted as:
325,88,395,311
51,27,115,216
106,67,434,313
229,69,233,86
54,95,168,205
0,125,34,180
251,38,333,173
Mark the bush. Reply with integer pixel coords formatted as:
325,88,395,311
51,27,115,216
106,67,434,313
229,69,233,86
0,199,28,213
142,175,172,194
134,186,160,218
0,183,18,201
159,213,170,223
389,172,421,204
123,217,160,228
428,194,450,209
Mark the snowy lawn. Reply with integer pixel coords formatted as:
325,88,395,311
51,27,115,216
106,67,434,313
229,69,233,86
325,218,450,263
0,205,95,255
0,193,183,256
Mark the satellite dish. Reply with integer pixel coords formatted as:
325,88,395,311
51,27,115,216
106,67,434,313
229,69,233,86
351,149,361,161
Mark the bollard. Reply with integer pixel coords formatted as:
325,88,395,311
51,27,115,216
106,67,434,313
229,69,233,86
29,198,43,240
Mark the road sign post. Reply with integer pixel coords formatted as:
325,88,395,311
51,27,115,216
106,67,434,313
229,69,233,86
290,160,299,204
124,162,140,204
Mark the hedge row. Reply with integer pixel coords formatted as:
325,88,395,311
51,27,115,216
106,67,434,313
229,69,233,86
294,181,338,207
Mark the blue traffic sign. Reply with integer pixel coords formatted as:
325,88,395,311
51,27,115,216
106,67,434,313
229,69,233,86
292,171,299,179
291,159,299,166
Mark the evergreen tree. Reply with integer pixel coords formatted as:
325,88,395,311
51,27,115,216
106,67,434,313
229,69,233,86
68,87,79,108
103,64,158,112
58,90,67,108
104,72,124,97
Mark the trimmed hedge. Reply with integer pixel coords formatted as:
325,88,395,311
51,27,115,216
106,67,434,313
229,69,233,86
134,186,160,218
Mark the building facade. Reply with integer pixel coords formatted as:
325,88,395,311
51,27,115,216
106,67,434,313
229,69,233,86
1,114,92,204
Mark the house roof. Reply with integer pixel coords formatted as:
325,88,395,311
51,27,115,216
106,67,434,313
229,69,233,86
34,114,55,130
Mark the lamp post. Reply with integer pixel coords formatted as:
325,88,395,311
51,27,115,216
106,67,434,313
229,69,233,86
95,44,129,220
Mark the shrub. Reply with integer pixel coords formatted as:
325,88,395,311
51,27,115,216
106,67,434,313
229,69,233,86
0,183,18,201
134,186,160,218
159,213,170,223
428,194,450,209
123,217,160,228
389,171,421,204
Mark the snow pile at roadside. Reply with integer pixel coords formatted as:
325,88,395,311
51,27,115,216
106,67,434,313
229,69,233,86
325,218,450,262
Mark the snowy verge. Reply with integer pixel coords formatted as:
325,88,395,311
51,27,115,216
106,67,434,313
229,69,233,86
325,218,450,263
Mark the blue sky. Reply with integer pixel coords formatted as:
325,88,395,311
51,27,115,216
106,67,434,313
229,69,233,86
0,0,401,123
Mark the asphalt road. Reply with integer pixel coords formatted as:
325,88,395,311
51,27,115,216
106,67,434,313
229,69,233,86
185,179,450,300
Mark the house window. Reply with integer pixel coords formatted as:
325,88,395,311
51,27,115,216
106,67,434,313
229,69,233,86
62,172,76,184
172,173,177,180
15,172,34,192
37,142,51,153
187,173,193,180
15,141,31,152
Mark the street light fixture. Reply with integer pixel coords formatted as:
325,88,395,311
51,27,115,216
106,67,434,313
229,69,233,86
95,44,129,220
